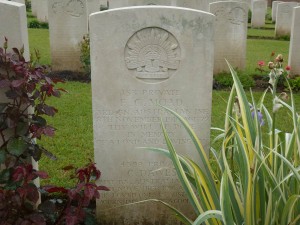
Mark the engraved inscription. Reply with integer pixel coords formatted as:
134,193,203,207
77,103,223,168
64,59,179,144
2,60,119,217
52,0,85,17
125,28,181,83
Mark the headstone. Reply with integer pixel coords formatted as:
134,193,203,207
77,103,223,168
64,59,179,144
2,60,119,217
272,1,282,22
48,0,88,71
36,0,48,22
31,0,38,16
90,6,214,224
210,1,248,74
0,0,29,61
288,6,300,76
251,0,267,28
108,0,209,11
87,0,100,15
12,0,25,4
275,2,299,37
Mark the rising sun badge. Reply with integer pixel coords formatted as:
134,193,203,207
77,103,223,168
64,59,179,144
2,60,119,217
125,27,181,83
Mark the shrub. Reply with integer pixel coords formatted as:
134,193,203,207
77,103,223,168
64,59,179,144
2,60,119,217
79,34,91,76
0,39,108,224
284,76,300,92
214,71,255,89
28,19,49,29
145,60,300,224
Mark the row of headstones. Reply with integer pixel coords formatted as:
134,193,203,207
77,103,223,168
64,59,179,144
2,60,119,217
252,0,299,37
1,1,300,223
28,0,250,75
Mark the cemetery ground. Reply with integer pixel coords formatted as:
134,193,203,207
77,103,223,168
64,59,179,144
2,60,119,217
26,20,300,188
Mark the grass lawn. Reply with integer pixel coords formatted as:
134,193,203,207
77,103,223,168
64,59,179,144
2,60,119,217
247,28,275,38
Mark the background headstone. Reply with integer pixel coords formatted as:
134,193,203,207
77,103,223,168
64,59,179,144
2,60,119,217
210,1,248,74
12,0,25,4
90,6,214,225
275,2,299,37
272,1,282,22
31,0,38,16
48,0,88,71
288,6,300,76
0,0,29,60
36,0,49,22
87,0,100,16
108,0,209,11
251,0,267,28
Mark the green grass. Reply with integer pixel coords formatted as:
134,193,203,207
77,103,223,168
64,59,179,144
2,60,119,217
28,28,51,65
246,39,289,74
247,28,275,38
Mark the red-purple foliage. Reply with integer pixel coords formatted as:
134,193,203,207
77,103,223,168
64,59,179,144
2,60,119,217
0,39,108,224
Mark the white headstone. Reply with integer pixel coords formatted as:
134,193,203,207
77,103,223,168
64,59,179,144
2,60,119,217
275,2,299,37
0,0,29,61
90,6,214,224
12,0,25,4
36,0,49,22
31,0,38,16
288,6,300,76
251,0,267,28
272,1,282,22
87,0,100,15
48,0,88,71
108,0,209,11
210,1,248,74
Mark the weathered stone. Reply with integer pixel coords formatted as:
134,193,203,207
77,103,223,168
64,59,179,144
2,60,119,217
90,6,214,224
275,2,299,37
36,0,49,22
0,0,29,60
108,0,209,11
48,0,88,71
210,1,248,74
288,6,300,76
31,0,38,16
87,0,100,15
251,0,267,28
272,1,282,22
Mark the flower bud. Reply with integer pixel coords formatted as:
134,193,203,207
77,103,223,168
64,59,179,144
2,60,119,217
268,62,275,69
275,54,283,62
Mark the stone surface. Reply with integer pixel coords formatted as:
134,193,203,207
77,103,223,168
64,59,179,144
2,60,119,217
288,6,300,76
12,0,25,4
0,0,29,61
48,0,88,71
90,6,214,224
87,0,100,15
108,0,209,11
275,2,299,37
36,0,49,22
272,1,282,22
251,0,267,28
210,1,248,74
31,0,38,16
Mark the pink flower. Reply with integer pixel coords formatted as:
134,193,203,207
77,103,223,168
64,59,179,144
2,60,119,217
258,61,265,67
285,65,291,71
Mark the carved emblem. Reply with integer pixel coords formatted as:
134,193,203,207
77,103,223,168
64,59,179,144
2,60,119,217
125,28,180,81
52,0,85,17
228,7,247,25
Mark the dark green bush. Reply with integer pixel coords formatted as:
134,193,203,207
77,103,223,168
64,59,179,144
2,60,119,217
285,77,300,92
28,19,49,29
248,9,252,23
79,34,91,76
214,71,255,89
